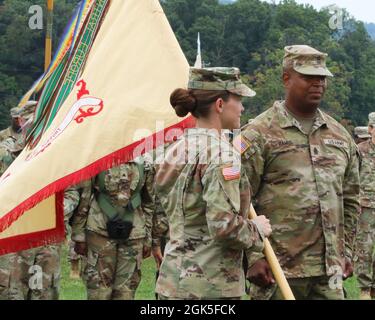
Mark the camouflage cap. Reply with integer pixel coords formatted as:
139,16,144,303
10,106,21,118
354,126,371,139
369,112,375,126
10,101,37,120
188,67,256,97
283,45,333,77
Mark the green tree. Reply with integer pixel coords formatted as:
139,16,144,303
0,0,79,130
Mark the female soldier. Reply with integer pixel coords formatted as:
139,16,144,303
154,67,272,300
72,156,154,300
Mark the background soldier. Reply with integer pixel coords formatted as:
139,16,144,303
354,112,375,300
0,142,18,300
64,186,85,279
0,104,35,300
354,126,371,144
72,156,153,300
243,45,360,300
0,104,29,143
0,102,63,300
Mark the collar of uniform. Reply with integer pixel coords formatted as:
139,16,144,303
184,127,226,140
275,100,328,131
312,108,328,131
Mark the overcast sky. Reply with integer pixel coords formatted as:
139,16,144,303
262,0,374,23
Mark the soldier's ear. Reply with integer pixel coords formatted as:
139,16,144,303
214,98,224,114
282,71,290,88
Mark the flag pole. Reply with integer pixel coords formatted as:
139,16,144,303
44,0,54,72
249,204,295,300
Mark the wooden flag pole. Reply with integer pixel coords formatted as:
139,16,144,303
44,0,54,71
249,204,295,300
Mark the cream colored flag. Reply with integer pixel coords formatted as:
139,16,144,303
0,0,193,255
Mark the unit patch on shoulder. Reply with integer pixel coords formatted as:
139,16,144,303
222,165,241,181
233,135,250,154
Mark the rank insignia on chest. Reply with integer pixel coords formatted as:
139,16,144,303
233,135,250,154
222,165,241,181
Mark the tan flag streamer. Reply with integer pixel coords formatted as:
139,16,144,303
0,0,194,255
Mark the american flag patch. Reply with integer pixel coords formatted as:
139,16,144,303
222,166,241,181
233,135,250,154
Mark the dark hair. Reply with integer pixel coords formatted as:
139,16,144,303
170,89,230,118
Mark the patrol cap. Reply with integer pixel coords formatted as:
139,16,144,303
10,101,37,121
369,112,375,126
283,45,333,77
354,126,370,139
188,67,256,97
19,101,37,120
10,107,21,118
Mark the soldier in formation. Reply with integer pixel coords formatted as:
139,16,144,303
354,113,375,300
1,48,374,301
71,157,154,300
242,45,360,300
153,67,272,300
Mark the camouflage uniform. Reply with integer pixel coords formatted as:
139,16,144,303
1,136,61,300
242,46,360,300
354,114,375,295
152,196,169,250
154,67,262,300
151,146,171,250
8,246,61,300
71,158,154,300
0,102,62,300
0,101,36,144
64,186,84,278
0,144,17,300
0,127,22,145
0,253,17,300
155,128,264,300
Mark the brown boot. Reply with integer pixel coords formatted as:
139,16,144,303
70,260,80,280
359,288,372,300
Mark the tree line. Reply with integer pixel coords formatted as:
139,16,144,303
1,0,374,131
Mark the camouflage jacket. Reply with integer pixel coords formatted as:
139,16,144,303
0,146,14,176
154,128,263,299
71,158,154,247
241,101,360,278
0,138,18,176
358,139,375,208
152,195,169,247
0,127,22,144
64,186,81,219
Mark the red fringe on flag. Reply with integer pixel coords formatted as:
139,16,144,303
0,116,195,255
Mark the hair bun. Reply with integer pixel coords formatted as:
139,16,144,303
170,88,197,117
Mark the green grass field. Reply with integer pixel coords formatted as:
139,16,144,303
59,245,360,300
